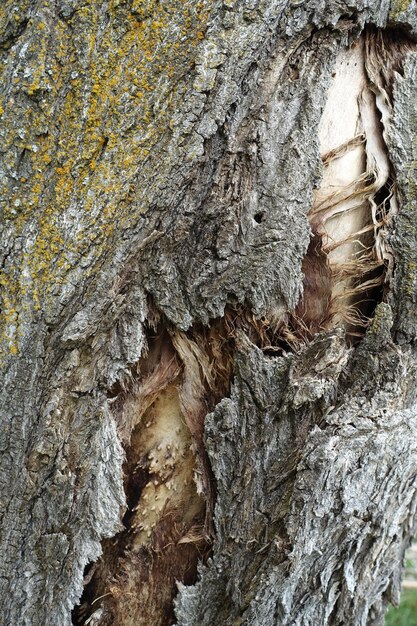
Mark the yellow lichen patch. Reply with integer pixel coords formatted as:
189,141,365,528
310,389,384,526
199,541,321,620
389,0,413,20
0,0,211,356
0,0,32,48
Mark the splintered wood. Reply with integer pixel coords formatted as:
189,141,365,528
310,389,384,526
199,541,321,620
73,320,232,626
299,30,405,340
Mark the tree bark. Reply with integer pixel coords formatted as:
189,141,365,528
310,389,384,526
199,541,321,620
1,1,417,625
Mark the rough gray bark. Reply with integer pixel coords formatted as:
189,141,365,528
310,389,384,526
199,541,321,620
1,1,417,625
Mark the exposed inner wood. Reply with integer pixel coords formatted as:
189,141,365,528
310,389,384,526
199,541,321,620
276,28,414,347
73,318,233,626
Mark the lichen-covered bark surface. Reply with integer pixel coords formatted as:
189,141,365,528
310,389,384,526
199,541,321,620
1,1,417,625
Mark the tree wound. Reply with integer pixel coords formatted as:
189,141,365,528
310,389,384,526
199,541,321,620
72,28,416,626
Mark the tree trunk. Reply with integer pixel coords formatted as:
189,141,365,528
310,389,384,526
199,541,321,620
1,1,417,625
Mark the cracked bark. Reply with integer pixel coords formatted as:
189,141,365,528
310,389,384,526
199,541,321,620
1,2,417,626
